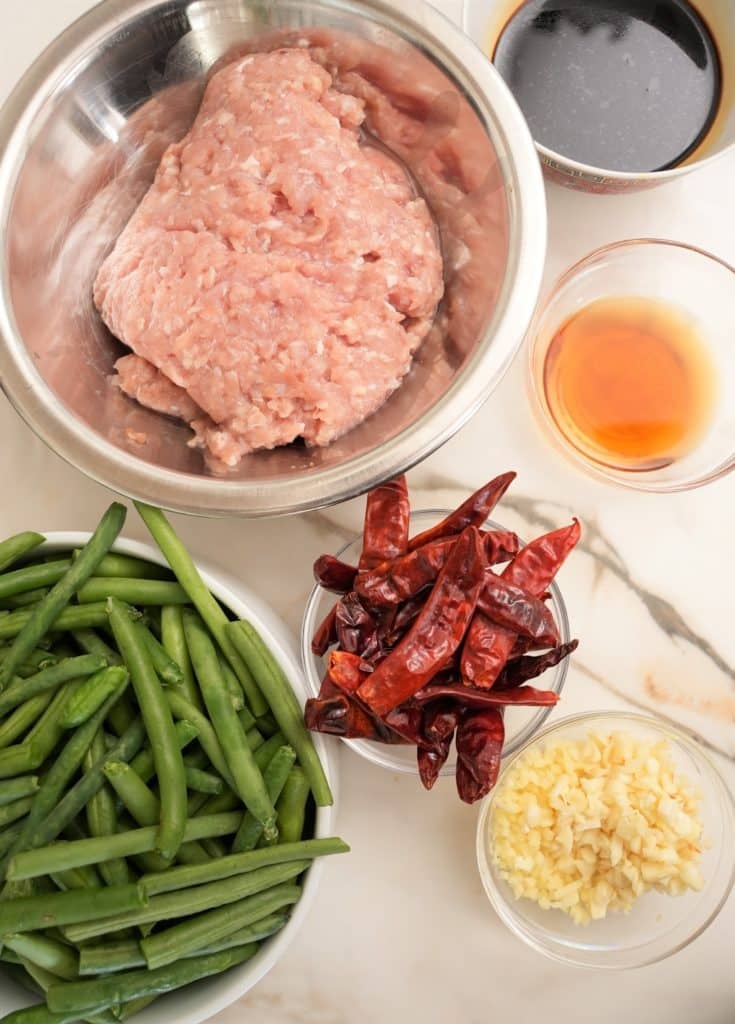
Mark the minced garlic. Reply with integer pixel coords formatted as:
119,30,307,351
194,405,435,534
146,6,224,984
490,731,705,924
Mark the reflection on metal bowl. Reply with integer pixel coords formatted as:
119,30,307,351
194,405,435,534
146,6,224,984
0,0,545,516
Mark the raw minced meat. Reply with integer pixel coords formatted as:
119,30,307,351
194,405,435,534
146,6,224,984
94,48,444,468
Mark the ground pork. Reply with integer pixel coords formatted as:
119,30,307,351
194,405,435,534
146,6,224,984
94,48,444,468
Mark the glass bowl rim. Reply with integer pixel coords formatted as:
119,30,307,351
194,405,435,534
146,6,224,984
300,507,572,775
526,237,735,493
475,709,735,969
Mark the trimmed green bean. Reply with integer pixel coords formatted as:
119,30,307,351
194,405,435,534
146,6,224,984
3,933,78,981
48,943,257,1014
217,652,248,714
160,606,201,709
186,791,210,816
0,744,37,779
198,837,227,860
0,604,110,644
134,503,267,715
232,745,296,853
139,625,184,687
8,813,242,880
76,579,188,606
0,1003,80,1024
58,667,130,729
196,790,240,816
0,560,72,601
0,775,39,806
254,711,280,738
0,655,106,717
108,600,186,861
103,762,159,826
71,630,122,667
0,589,49,610
164,690,234,789
141,883,301,970
0,822,24,858
228,621,333,807
129,719,199,784
184,766,223,795
25,718,146,852
139,837,348,895
276,766,311,845
85,553,170,581
0,883,145,936
0,796,35,828
10,649,59,676
84,732,131,889
0,533,45,573
50,863,104,892
64,862,305,943
253,731,287,771
0,506,126,689
184,611,275,837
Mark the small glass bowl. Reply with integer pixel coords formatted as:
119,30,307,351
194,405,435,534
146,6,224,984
476,712,735,969
300,509,571,776
527,239,735,492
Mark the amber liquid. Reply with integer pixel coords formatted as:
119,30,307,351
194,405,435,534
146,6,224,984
543,297,716,471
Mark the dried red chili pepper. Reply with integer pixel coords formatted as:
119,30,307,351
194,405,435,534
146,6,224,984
357,527,486,717
335,593,380,660
407,472,515,551
311,604,338,657
460,614,515,689
415,702,458,790
382,593,427,646
355,530,520,609
495,639,579,690
455,708,505,804
384,704,429,747
413,682,560,708
327,650,372,693
304,694,398,742
313,555,358,594
477,575,560,646
358,475,410,570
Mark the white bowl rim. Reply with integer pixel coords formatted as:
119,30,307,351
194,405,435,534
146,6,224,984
1,530,340,1024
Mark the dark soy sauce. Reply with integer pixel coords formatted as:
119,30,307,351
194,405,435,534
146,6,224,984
493,0,722,172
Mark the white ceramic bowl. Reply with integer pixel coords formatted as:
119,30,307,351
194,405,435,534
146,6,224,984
0,531,339,1024
301,509,572,776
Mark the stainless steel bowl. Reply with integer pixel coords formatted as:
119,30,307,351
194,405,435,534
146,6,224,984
0,0,546,517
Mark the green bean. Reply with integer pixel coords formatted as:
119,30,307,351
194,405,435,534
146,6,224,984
129,720,199,784
200,838,228,860
84,553,170,582
184,767,223,795
238,705,257,734
25,718,146,852
15,678,131,858
232,745,296,854
0,744,37,779
77,579,189,607
186,791,210,817
0,560,72,601
160,606,201,709
7,812,241,881
0,883,145,937
0,796,35,828
217,651,249,714
64,861,306,943
276,766,311,845
253,731,287,771
0,604,110,644
138,625,183,687
184,611,275,837
0,589,49,610
0,655,107,717
195,790,239,816
0,506,126,690
0,776,39,807
48,943,257,1014
0,822,24,858
164,688,234,789
134,503,267,715
10,649,59,676
139,837,348,896
0,533,45,574
0,1006,81,1024
3,933,78,981
141,882,301,970
254,711,280,738
23,682,77,757
71,630,122,667
108,599,186,861
227,621,333,807
50,863,104,892
84,733,131,889
58,667,129,730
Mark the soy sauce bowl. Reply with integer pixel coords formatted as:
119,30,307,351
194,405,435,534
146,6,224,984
300,509,571,776
476,712,735,969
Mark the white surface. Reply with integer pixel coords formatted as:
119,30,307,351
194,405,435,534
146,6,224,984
1,3,735,1022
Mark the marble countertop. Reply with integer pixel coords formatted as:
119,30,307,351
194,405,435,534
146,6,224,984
2,2,734,1022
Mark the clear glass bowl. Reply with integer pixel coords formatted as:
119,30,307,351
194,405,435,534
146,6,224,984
476,712,735,969
527,239,735,491
300,509,571,775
